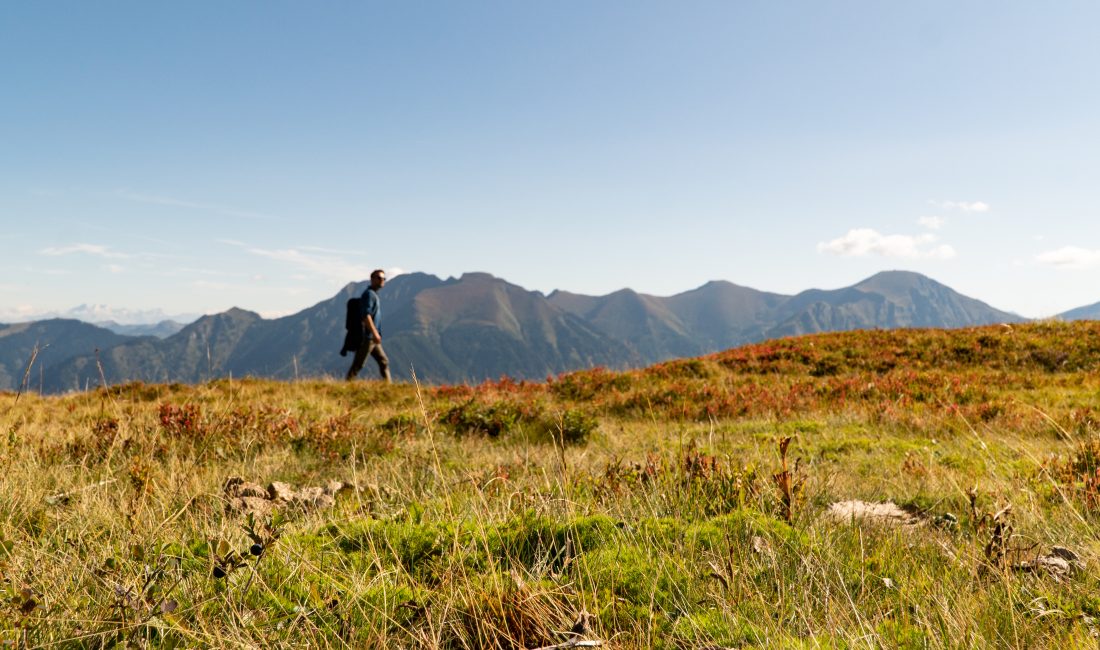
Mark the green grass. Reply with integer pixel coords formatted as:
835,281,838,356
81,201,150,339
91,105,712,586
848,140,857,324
3,322,1100,647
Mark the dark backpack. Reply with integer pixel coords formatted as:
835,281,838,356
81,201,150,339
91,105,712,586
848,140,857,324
339,297,364,356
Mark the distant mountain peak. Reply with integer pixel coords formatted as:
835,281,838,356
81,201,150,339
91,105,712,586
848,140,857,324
457,272,499,282
195,308,262,327
1059,300,1100,321
856,269,937,287
3,269,1034,393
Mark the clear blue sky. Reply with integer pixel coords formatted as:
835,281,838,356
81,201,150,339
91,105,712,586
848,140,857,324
4,1,1100,322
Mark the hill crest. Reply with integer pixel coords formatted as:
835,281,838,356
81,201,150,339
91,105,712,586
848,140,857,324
1,270,1035,393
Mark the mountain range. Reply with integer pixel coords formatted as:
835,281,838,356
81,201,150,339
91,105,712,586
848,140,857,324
0,269,1062,394
0,304,195,335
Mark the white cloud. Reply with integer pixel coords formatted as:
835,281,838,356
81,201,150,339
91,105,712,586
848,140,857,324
1035,246,1100,270
918,216,945,230
930,200,990,213
40,243,129,259
0,305,41,321
105,264,126,274
817,228,957,259
221,241,373,283
116,190,281,221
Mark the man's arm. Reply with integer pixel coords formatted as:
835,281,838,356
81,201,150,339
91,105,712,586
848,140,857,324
364,314,381,343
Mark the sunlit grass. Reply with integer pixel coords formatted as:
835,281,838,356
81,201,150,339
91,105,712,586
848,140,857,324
3,322,1100,647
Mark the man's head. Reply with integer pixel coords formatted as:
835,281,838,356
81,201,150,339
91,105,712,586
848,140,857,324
370,269,387,290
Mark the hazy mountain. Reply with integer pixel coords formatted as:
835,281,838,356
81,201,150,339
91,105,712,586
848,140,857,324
39,273,637,392
666,280,789,347
46,308,267,392
1058,302,1100,321
390,272,638,381
548,288,698,362
0,305,200,328
0,319,138,392
551,270,1020,362
548,280,788,364
94,320,187,338
63,304,199,326
16,270,1027,394
763,271,1025,338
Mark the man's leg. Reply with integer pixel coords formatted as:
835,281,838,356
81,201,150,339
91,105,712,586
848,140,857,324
346,341,369,380
370,343,391,383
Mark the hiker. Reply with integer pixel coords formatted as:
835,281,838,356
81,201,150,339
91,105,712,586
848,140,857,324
346,269,391,382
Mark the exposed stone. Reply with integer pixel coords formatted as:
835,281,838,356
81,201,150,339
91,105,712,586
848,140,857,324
227,496,274,516
1014,546,1085,579
266,481,297,503
825,500,921,526
223,476,352,516
1051,546,1081,563
236,482,268,499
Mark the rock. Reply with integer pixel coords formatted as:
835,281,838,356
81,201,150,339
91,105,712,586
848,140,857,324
1034,556,1072,573
825,500,921,526
223,476,350,517
1051,546,1081,563
293,486,335,510
267,481,297,502
236,483,268,499
1014,546,1085,579
227,496,274,516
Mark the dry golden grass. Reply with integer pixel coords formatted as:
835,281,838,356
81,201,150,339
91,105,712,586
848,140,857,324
3,323,1100,647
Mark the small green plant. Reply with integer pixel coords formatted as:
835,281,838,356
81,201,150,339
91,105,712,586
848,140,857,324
1,562,40,642
82,544,186,646
212,512,284,580
555,408,598,445
243,511,285,558
441,399,521,437
380,412,419,436
1045,435,1100,512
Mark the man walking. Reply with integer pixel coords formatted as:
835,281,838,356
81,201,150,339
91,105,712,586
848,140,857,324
346,269,391,382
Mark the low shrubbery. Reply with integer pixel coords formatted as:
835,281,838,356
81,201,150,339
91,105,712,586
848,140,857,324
439,398,598,444
4,322,1100,647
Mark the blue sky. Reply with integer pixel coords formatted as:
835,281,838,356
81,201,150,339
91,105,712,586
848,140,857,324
4,1,1100,322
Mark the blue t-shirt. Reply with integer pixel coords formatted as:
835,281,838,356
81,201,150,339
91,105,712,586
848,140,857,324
360,287,381,332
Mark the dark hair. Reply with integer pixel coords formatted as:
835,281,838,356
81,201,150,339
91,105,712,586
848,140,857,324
370,269,386,281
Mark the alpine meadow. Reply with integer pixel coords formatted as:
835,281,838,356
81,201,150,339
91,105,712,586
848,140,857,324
7,2,1100,648
4,321,1100,647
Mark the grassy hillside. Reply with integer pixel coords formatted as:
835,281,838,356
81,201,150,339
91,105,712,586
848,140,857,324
3,321,1100,647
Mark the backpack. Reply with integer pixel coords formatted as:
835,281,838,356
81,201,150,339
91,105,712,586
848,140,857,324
339,297,364,356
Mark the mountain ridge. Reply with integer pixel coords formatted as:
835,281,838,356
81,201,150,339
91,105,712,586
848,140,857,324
0,270,1049,393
